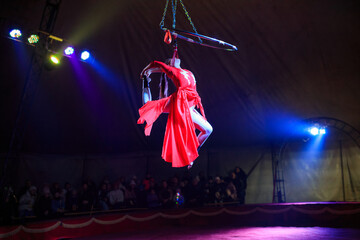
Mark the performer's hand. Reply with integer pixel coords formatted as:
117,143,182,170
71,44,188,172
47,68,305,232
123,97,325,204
140,63,152,78
142,75,151,84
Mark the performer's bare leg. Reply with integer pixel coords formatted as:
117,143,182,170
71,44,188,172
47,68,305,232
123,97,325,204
188,107,213,169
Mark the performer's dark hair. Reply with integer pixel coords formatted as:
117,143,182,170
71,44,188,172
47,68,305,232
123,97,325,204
165,58,172,65
158,58,172,99
159,73,168,99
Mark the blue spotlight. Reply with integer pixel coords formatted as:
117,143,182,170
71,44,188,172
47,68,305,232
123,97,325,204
80,50,90,61
309,127,319,136
9,29,22,38
319,128,326,135
64,46,74,56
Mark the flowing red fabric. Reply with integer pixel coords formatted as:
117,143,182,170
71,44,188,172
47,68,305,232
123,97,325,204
137,61,205,167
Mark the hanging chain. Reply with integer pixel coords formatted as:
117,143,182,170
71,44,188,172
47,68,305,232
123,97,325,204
171,0,178,29
160,0,202,43
172,0,178,47
159,0,170,30
179,0,202,43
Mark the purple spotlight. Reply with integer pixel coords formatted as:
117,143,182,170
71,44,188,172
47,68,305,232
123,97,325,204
64,46,74,56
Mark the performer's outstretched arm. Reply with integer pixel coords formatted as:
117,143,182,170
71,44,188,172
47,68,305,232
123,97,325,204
140,61,174,105
140,61,175,79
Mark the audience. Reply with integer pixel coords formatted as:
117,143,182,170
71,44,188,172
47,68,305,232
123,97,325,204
0,167,247,224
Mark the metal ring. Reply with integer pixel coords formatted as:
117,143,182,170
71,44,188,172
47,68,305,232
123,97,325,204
162,28,238,51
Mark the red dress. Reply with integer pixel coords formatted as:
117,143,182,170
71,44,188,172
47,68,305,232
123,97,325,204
137,61,206,167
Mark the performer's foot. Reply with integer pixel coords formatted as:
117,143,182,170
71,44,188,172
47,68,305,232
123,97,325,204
187,162,194,169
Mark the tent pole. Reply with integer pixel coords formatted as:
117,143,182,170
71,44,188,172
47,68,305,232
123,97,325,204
340,140,345,201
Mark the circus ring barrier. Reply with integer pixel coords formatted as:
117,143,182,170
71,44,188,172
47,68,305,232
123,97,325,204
1,202,360,239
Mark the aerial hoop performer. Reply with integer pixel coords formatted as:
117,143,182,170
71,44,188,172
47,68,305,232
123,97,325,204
137,48,212,169
137,0,237,168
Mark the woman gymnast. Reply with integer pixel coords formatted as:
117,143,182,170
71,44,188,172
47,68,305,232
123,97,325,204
137,56,212,169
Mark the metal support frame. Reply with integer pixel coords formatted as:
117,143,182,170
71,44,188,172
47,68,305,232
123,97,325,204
1,0,62,187
272,117,360,203
272,142,286,203
305,117,360,149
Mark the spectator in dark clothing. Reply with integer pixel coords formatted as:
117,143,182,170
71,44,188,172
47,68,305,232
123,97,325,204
86,179,97,201
67,189,79,212
158,180,173,208
51,191,65,216
125,180,138,208
136,186,148,208
62,182,72,203
168,176,180,193
79,183,94,212
185,176,202,207
37,186,52,219
142,174,151,192
235,167,247,204
211,176,225,205
146,188,160,208
198,171,207,188
1,185,17,224
149,177,157,190
97,183,110,211
202,177,213,204
50,182,62,197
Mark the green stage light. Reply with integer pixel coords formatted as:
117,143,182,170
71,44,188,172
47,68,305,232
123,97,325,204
50,55,60,64
28,34,39,44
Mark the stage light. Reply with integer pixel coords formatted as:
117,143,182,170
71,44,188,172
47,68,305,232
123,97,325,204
319,128,326,135
309,127,319,136
64,46,74,56
9,29,22,38
28,34,39,44
80,50,90,61
50,55,60,64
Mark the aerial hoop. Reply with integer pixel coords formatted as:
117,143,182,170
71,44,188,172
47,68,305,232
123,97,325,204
159,0,237,52
162,28,238,52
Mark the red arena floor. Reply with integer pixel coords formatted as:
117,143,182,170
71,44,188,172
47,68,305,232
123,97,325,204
1,202,359,240
74,226,360,240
